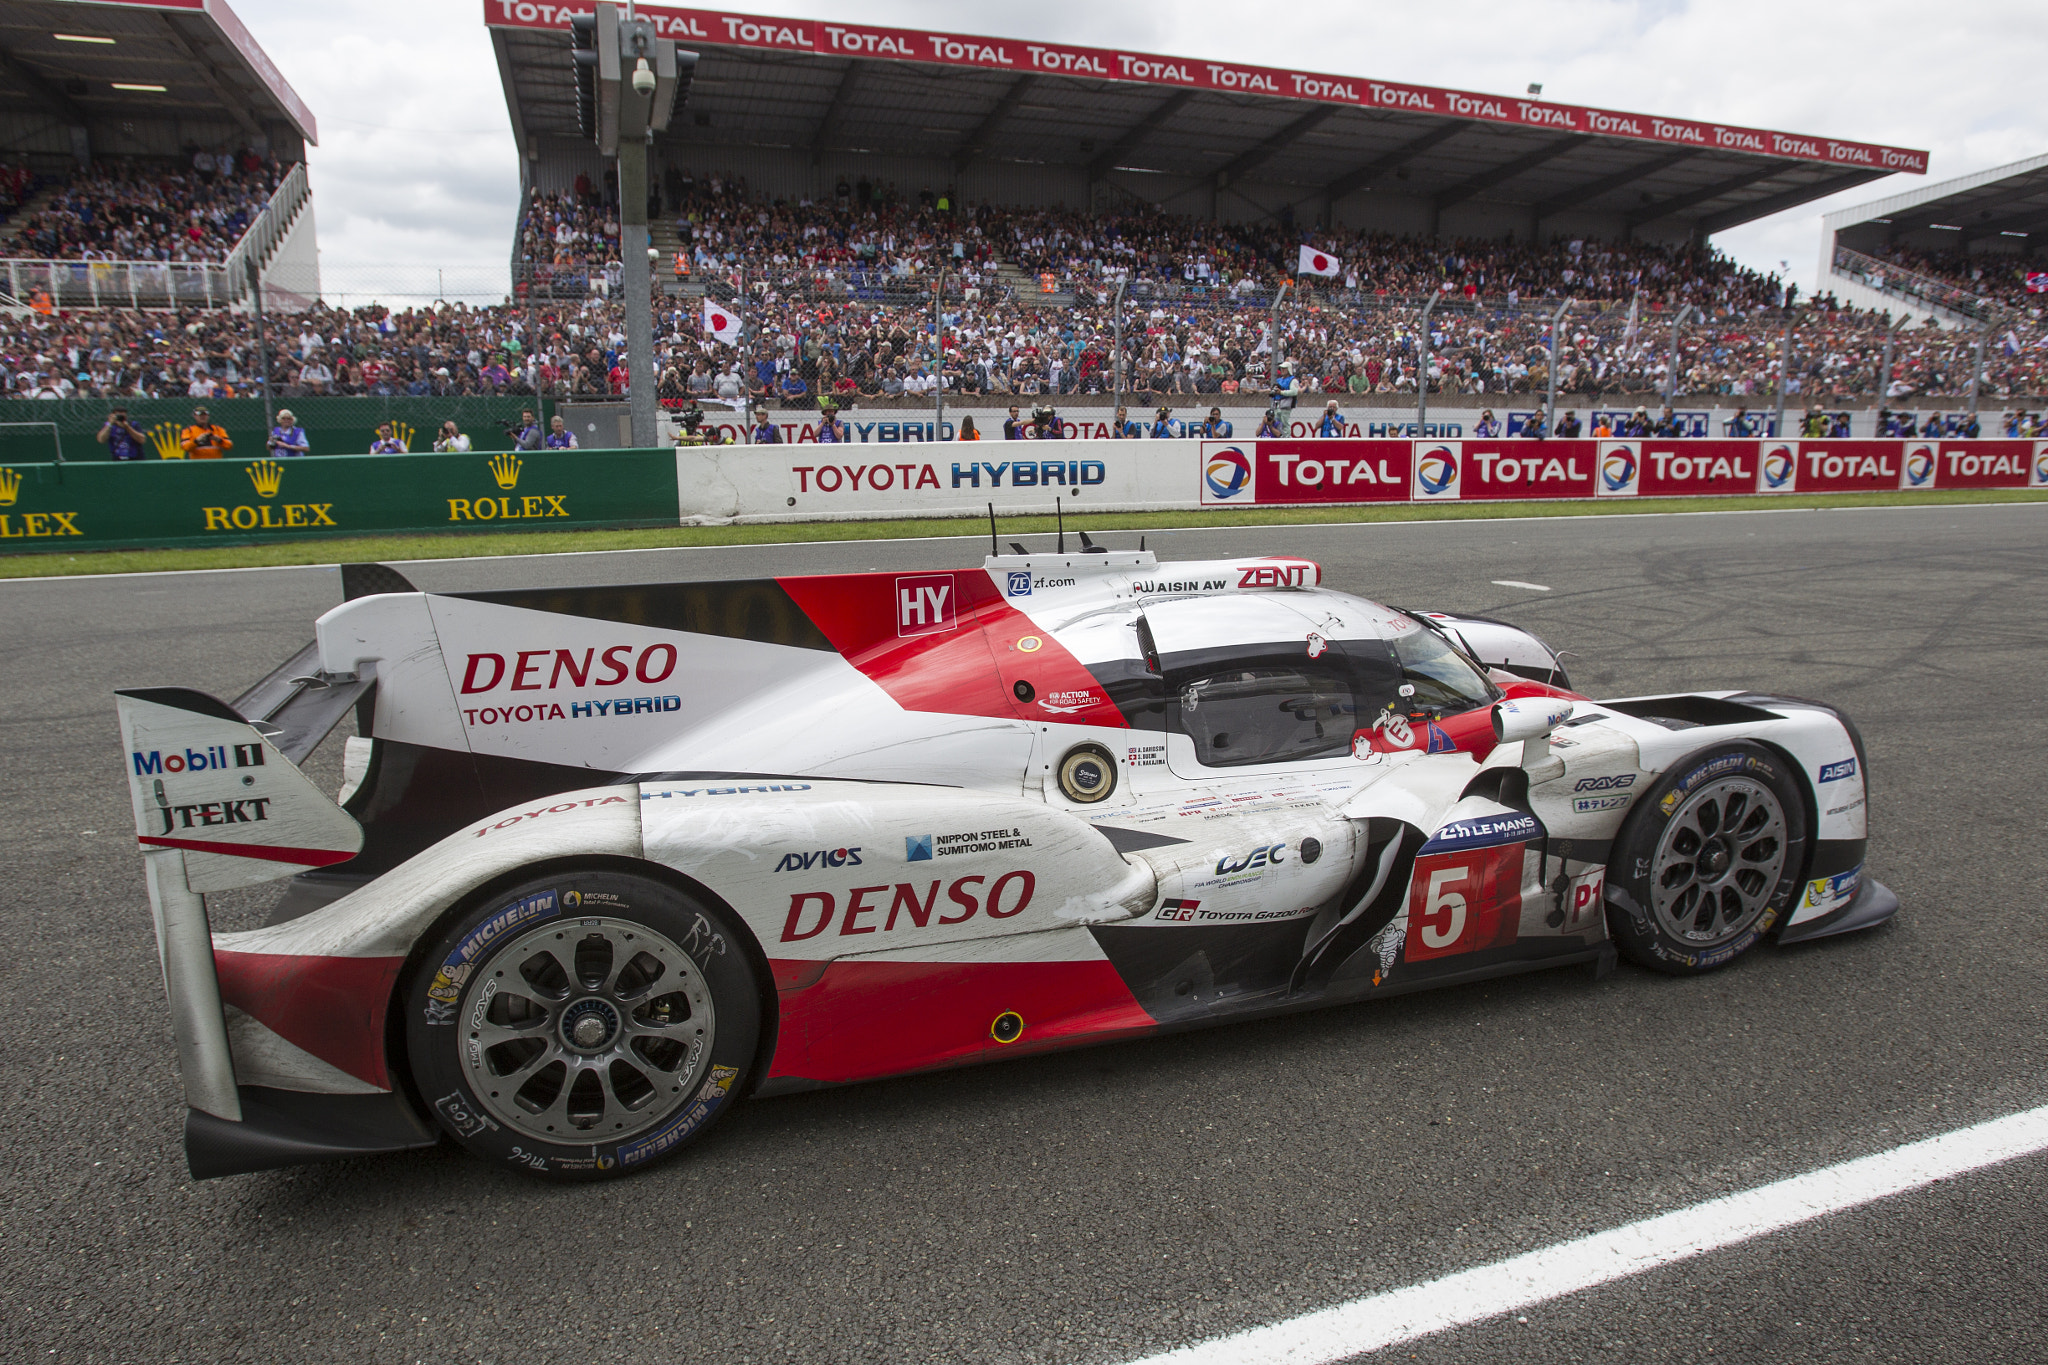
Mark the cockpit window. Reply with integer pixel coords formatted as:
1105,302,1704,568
1176,665,1360,767
1390,626,1500,713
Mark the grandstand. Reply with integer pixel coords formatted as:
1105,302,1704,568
0,0,317,309
1822,153,2048,327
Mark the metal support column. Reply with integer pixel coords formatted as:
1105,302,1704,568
1772,312,1793,439
618,132,658,448
1417,293,1440,435
1545,298,1573,434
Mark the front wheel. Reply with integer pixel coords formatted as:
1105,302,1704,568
1605,742,1808,974
405,868,762,1181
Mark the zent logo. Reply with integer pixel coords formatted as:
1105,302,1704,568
1818,758,1857,783
1005,570,1032,597
1761,445,1795,490
895,574,956,637
1204,446,1253,501
1902,445,1934,487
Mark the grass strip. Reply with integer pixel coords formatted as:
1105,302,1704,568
3,487,2041,579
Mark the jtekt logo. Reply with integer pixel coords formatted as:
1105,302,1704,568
896,574,956,637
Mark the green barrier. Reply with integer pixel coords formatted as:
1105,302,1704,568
0,447,680,552
0,396,560,464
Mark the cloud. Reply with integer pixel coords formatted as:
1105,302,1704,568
233,0,2047,296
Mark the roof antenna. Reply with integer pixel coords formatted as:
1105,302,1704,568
988,501,998,556
1009,542,1030,555
1139,535,1146,552
1079,530,1106,554
1056,497,1065,554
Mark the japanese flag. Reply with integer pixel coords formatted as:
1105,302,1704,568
703,298,744,345
1298,245,1341,277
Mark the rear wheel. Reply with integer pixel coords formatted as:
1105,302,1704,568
405,868,761,1181
1605,742,1807,974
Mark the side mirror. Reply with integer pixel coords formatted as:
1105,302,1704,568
1491,696,1574,744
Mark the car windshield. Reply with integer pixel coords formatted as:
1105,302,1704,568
1176,665,1360,767
1390,625,1499,713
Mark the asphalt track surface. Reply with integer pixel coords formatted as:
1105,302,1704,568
4,504,2047,1364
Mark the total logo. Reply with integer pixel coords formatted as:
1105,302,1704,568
1203,445,1254,502
1901,445,1935,488
1760,444,1796,491
2033,443,2048,489
1598,443,1640,496
1412,444,1460,499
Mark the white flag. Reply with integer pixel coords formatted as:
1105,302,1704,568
1297,245,1341,278
703,297,744,346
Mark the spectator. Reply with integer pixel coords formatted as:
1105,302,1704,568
369,421,407,454
179,406,231,459
545,415,579,449
97,407,147,460
432,420,472,452
267,408,309,457
298,353,333,395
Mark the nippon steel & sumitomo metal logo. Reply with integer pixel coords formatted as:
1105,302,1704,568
1902,445,1935,488
1599,444,1639,495
1413,445,1459,498
1203,446,1253,500
1760,445,1795,491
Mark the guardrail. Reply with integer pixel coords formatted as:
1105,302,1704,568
1830,244,2009,326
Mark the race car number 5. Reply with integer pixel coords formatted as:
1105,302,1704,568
1405,846,1523,961
1418,868,1468,948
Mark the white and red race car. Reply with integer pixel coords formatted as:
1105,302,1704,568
116,546,1893,1181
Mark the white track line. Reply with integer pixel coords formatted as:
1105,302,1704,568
1,497,2041,586
1490,579,1551,591
1114,1102,2048,1365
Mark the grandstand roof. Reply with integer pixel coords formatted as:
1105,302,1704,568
486,1,1923,239
0,0,314,151
1824,152,2048,252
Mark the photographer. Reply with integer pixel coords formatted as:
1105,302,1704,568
432,420,471,453
750,409,783,444
1108,405,1142,439
506,409,543,451
673,400,714,447
816,401,849,444
267,408,310,457
545,415,579,449
1031,404,1066,440
1202,406,1234,438
97,407,147,461
1256,407,1287,439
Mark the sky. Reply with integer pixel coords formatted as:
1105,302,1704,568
231,0,2048,298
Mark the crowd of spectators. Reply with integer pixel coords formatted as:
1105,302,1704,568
0,153,287,264
8,184,2048,405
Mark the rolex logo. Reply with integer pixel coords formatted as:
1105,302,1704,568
0,467,19,507
147,422,183,460
247,459,285,499
489,453,522,490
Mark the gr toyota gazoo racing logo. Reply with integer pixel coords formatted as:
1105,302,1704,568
1902,444,1935,488
1412,444,1460,499
1202,445,1254,502
1598,442,1640,495
1760,444,1796,491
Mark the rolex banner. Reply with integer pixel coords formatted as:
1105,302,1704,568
0,448,681,551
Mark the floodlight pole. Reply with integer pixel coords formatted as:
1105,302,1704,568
245,231,274,437
1269,279,1290,395
1772,311,1792,439
1877,310,1908,407
933,271,945,434
1111,276,1127,411
1967,323,1988,416
1545,297,1573,436
1417,292,1440,435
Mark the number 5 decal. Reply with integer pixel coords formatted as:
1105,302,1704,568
1405,846,1525,961
1418,868,1469,948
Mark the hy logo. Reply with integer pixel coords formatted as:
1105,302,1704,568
490,453,523,490
246,458,285,498
1903,445,1935,487
1204,446,1252,500
1415,446,1458,496
1601,445,1638,492
0,466,18,507
1761,445,1795,489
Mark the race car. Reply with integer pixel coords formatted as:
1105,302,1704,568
116,546,1895,1182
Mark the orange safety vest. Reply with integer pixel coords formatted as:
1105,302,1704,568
674,251,689,277
1038,272,1056,293
180,424,233,459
